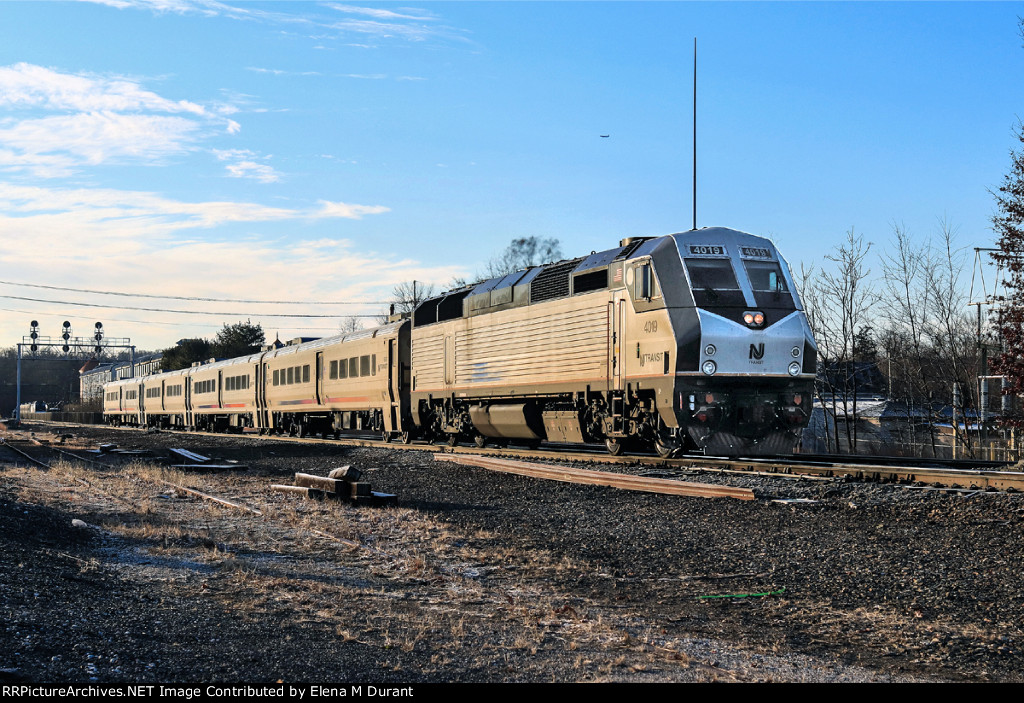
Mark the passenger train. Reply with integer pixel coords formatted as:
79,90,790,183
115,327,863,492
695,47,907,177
103,227,817,456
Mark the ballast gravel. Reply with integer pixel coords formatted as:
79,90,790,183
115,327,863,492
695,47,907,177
1,423,1021,683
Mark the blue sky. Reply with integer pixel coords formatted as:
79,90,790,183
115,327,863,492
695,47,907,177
0,1,1021,350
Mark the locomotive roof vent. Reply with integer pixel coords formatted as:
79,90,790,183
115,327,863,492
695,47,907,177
619,236,650,248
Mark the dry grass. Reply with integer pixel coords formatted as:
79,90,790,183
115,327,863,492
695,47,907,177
1,454,760,681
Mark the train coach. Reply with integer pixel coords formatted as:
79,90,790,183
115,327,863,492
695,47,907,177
102,377,143,426
105,321,409,439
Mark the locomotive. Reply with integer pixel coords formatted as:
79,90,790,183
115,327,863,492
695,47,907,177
104,227,816,456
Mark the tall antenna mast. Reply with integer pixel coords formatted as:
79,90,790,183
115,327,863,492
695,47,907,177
692,37,697,231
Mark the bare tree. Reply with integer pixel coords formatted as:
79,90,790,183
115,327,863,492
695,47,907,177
876,219,980,457
389,280,436,314
338,316,363,334
924,217,978,453
879,222,934,454
805,229,878,453
484,236,562,277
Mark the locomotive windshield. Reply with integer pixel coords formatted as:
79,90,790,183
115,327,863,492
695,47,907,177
683,258,739,290
743,260,788,292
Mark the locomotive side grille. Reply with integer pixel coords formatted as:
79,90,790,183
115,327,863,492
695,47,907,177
572,268,608,295
530,259,582,303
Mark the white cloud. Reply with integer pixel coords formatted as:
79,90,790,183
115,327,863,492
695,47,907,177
315,200,390,219
82,0,466,45
0,180,459,349
213,148,282,183
0,63,241,177
0,63,206,115
324,4,438,22
0,112,201,177
246,67,322,77
0,182,388,241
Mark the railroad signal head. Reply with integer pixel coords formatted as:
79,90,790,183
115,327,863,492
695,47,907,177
62,344,69,353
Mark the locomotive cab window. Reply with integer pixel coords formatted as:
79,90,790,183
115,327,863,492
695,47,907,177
683,258,740,290
631,262,661,301
744,260,789,292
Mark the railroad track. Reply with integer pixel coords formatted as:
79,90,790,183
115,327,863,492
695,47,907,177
11,419,1024,494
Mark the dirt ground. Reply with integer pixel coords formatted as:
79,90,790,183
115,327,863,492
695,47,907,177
2,423,1022,683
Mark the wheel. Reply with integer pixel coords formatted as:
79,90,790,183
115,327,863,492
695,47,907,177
298,423,308,438
400,431,412,444
605,438,625,456
654,436,680,458
382,432,391,443
446,433,459,447
474,434,487,448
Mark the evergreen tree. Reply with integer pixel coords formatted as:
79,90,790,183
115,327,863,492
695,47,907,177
161,338,213,371
212,320,265,358
990,121,1024,424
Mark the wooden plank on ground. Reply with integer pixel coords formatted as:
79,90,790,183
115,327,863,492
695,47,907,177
270,484,326,500
294,473,346,493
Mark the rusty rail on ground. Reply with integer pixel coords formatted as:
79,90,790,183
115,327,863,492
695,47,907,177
434,453,756,500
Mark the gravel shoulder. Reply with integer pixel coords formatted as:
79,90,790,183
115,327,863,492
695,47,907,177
2,423,1022,683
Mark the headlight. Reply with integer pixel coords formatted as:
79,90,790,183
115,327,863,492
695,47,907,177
788,361,801,376
704,344,716,356
702,360,717,375
791,346,801,358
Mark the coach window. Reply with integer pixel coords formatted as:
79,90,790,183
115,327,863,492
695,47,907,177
349,357,358,378
371,354,376,376
287,367,294,385
330,360,338,380
360,355,370,377
339,359,347,379
303,365,310,383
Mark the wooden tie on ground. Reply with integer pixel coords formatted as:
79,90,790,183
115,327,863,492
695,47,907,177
435,454,756,500
271,465,396,505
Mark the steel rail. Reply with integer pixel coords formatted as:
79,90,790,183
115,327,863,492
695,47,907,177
435,453,755,500
17,419,1024,493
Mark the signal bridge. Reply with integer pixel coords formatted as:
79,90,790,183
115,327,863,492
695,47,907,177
16,320,136,423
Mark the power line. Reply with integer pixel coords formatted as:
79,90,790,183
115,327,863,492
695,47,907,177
0,306,225,329
0,294,384,318
0,307,373,335
0,279,388,306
